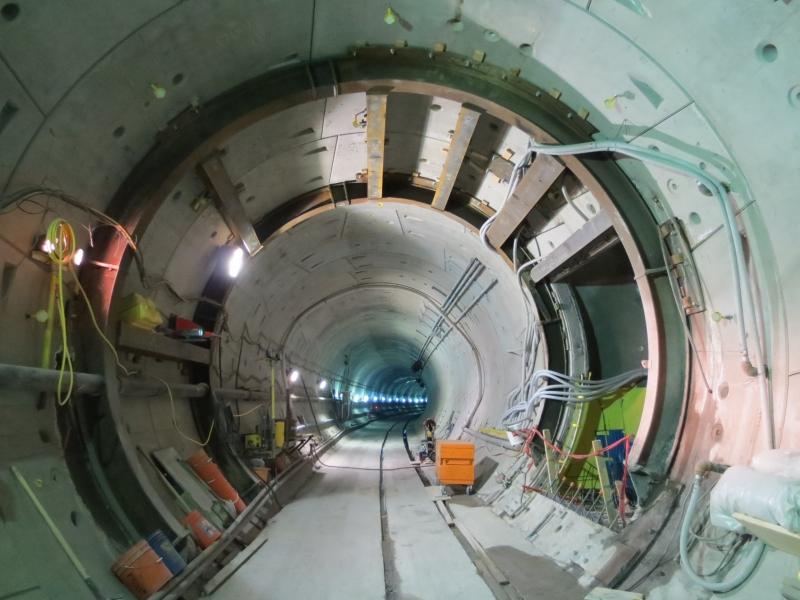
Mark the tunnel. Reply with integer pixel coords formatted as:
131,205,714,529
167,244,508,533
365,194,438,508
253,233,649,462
1,2,799,599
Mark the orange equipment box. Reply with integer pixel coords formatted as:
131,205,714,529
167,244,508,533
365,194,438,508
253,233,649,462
436,440,475,486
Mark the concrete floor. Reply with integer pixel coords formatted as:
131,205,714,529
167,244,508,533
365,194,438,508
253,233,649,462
211,418,492,600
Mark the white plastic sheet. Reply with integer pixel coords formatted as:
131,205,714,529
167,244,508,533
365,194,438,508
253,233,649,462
751,448,800,479
709,466,800,533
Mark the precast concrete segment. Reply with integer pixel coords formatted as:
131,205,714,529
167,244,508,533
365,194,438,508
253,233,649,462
210,420,390,600
381,435,494,599
210,419,495,600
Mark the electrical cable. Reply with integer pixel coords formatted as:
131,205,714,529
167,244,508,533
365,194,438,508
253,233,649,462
230,403,265,418
45,219,76,406
526,138,773,449
3,187,144,278
155,376,215,447
501,368,648,426
68,263,134,377
678,471,765,592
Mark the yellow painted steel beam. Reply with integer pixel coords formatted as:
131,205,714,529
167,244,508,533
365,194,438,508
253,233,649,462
431,104,482,210
366,90,389,199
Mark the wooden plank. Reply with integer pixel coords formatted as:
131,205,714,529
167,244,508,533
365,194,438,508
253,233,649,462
431,104,481,210
117,322,210,365
202,527,270,595
585,589,643,600
199,156,262,256
434,499,455,527
734,512,800,556
594,483,681,586
485,153,564,246
592,439,616,525
366,90,388,199
529,210,615,283
542,428,558,493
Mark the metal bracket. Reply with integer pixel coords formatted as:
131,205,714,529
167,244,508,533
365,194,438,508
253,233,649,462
659,218,705,315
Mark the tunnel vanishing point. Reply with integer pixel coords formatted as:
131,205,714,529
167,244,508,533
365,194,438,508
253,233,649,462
1,2,799,599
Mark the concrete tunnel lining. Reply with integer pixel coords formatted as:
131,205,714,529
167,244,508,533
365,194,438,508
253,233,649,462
220,199,531,437
1,2,797,597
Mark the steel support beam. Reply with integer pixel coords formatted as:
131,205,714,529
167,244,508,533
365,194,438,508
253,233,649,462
485,153,565,247
431,104,481,210
199,156,262,256
530,211,614,283
366,90,389,199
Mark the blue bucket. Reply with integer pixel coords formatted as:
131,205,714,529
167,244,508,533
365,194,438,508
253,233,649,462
146,530,187,575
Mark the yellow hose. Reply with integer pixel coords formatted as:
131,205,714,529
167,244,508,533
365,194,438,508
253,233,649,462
44,219,76,406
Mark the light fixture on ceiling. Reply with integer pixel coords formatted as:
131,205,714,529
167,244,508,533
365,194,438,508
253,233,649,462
73,248,85,266
289,369,300,383
227,247,245,278
318,379,328,391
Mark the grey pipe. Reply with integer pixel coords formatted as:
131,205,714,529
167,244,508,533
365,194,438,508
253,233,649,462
0,361,265,401
679,470,765,592
0,363,104,394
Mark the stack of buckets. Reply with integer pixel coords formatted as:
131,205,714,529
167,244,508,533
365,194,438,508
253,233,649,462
112,531,186,599
112,450,245,598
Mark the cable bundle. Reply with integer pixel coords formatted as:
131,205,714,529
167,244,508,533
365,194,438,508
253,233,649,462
501,367,648,426
479,145,546,426
43,218,134,406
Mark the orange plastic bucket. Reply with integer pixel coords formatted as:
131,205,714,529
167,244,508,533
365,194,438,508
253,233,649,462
187,449,246,514
112,540,172,599
183,510,221,549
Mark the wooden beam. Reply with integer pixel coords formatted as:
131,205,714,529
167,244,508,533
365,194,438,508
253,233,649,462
431,104,482,210
485,153,565,247
530,210,614,283
366,90,388,199
199,156,262,256
117,322,210,365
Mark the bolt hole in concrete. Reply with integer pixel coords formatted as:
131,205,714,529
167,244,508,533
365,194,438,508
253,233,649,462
789,85,800,108
430,103,442,111
483,29,500,42
1,2,19,21
70,511,80,527
696,180,713,197
39,429,50,443
518,43,533,56
758,42,778,62
113,125,125,138
172,190,182,200
172,72,185,85
689,211,702,225
718,381,729,398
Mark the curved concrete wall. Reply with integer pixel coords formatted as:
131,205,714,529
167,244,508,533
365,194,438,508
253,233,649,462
1,2,798,598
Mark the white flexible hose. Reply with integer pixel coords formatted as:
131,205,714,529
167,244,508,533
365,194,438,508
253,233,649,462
679,474,765,592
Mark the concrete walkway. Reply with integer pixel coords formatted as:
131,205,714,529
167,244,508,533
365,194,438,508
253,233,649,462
211,418,492,600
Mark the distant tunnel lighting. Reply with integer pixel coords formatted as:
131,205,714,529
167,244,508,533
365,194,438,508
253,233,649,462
73,248,85,266
318,379,328,391
227,246,245,278
289,369,300,383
